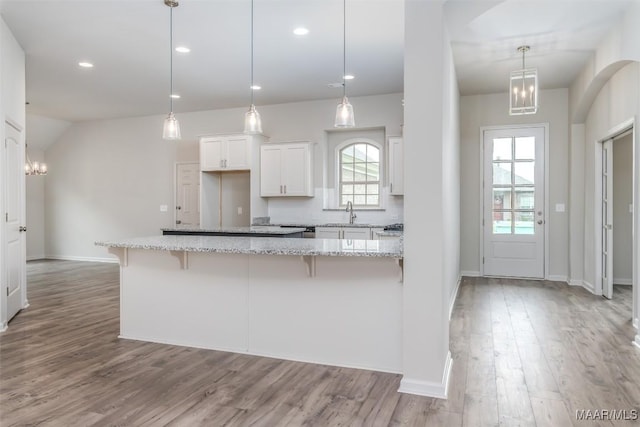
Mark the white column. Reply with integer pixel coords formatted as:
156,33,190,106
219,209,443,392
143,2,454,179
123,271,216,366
400,0,451,397
568,123,585,286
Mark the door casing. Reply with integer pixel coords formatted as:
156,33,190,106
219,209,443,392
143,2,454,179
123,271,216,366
479,123,550,279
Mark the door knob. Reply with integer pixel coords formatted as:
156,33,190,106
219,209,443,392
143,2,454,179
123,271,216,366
176,220,182,225
536,220,544,225
176,206,182,210
19,226,27,232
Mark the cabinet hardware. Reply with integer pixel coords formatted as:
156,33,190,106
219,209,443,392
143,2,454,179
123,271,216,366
284,185,287,194
280,185,283,194
220,159,223,168
390,183,393,193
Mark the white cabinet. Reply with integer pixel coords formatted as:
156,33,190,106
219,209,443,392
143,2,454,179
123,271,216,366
316,226,380,240
201,135,250,171
260,142,313,197
388,137,404,195
315,228,341,239
370,227,385,240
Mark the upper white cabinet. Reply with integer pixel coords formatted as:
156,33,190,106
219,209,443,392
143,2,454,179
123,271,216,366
201,134,251,171
260,142,313,197
388,136,404,195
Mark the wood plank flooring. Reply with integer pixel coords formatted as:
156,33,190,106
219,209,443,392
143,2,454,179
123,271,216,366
1,261,639,426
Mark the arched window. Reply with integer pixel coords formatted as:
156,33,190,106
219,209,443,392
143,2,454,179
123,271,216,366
338,142,380,207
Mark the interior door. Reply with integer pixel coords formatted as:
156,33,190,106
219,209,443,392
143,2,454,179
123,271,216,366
175,163,200,227
5,122,26,321
602,139,614,299
483,126,545,278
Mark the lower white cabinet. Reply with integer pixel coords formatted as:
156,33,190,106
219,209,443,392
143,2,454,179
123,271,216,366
316,226,381,240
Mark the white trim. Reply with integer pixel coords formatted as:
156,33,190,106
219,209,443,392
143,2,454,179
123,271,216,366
45,255,119,264
26,254,46,261
479,123,549,279
547,275,568,283
398,351,452,398
334,138,384,208
449,275,461,320
0,322,7,333
633,318,638,329
568,279,597,294
461,270,481,277
613,278,633,285
633,335,640,350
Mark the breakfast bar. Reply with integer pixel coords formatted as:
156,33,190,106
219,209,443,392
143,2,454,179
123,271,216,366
96,235,404,373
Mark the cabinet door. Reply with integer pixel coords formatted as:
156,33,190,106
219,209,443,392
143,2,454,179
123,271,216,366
389,137,404,195
260,146,283,196
315,227,341,239
282,145,311,196
201,138,224,171
342,227,371,240
370,227,385,240
225,135,250,170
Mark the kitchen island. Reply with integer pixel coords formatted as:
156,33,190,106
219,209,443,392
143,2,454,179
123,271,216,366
96,235,403,373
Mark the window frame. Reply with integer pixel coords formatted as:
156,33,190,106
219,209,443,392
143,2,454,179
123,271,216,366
335,138,383,208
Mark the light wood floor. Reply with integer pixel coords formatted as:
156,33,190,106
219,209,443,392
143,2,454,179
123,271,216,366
1,261,639,426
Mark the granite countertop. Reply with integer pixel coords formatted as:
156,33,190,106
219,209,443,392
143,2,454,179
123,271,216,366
269,222,386,229
96,235,402,258
161,226,306,235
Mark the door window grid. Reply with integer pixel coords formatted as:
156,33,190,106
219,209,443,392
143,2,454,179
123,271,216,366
492,137,535,235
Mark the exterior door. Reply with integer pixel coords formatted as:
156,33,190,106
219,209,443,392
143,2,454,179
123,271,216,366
5,122,26,321
602,139,614,299
483,126,545,278
175,163,200,227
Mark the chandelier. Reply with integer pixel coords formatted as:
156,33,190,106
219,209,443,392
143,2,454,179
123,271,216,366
25,145,47,176
509,45,538,115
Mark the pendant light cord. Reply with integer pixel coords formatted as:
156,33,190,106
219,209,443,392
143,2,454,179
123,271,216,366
250,0,254,106
169,5,174,113
342,0,346,98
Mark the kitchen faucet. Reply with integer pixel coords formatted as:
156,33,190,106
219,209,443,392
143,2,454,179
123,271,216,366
346,201,357,224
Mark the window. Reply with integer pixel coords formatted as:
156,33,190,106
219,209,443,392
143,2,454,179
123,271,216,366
339,142,380,207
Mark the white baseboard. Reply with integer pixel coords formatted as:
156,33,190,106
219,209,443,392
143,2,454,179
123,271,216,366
568,278,596,294
45,255,119,264
0,322,7,333
547,275,568,283
26,254,46,261
633,318,638,329
634,335,640,350
398,351,452,399
460,270,480,277
449,275,461,320
613,278,633,285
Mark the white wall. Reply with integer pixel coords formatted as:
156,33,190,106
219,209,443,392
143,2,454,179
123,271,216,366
25,146,45,260
460,89,570,279
400,0,456,397
44,93,403,260
613,133,633,284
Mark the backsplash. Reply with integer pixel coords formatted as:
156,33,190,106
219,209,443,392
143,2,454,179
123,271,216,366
266,187,403,225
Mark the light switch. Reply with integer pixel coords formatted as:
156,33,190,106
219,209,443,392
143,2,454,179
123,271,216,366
160,205,168,212
237,206,243,215
555,203,565,213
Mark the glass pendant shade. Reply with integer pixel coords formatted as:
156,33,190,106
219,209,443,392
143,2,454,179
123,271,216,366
335,96,355,128
163,112,181,140
244,104,262,134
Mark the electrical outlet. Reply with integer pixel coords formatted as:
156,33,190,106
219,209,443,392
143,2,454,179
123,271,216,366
237,206,243,215
160,205,168,212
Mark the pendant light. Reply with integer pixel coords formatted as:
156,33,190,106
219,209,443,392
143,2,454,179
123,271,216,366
243,0,262,134
509,45,538,116
162,0,181,140
334,0,354,128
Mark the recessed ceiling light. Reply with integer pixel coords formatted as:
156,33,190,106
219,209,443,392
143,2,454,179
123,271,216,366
170,94,181,99
293,27,309,36
78,61,94,68
175,46,191,53
344,74,354,80
250,85,261,90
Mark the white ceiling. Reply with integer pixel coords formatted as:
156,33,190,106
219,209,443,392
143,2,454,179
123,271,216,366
0,0,637,124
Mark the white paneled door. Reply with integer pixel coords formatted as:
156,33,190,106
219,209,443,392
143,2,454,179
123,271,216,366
175,163,200,227
5,122,26,322
483,126,545,278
